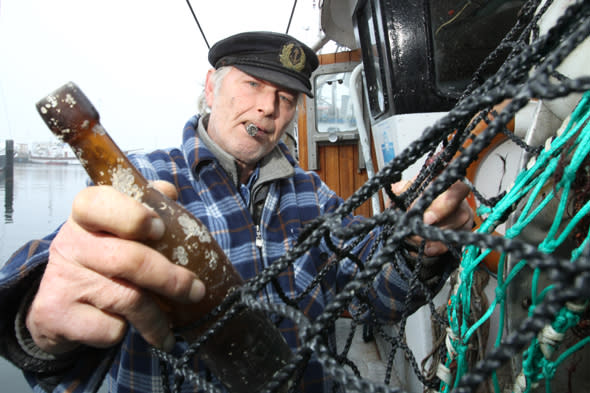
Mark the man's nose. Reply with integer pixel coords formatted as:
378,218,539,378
257,90,278,116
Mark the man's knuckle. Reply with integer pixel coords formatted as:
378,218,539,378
120,288,144,309
101,323,127,344
170,272,194,298
100,284,144,312
461,204,474,224
113,210,150,238
72,188,93,211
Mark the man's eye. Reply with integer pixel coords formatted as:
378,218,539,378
248,81,259,88
280,95,294,105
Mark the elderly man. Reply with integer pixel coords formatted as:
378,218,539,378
0,31,472,392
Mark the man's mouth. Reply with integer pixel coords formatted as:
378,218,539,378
244,121,275,137
245,122,259,136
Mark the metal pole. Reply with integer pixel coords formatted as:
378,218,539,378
4,140,14,222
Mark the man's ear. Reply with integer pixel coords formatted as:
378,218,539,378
205,69,216,107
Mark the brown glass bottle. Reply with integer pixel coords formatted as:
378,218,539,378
36,82,292,392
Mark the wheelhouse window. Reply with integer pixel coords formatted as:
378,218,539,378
306,61,367,170
356,0,388,118
429,0,526,96
315,72,357,134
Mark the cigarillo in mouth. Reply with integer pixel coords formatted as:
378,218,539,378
246,123,258,136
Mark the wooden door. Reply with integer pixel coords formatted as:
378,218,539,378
297,50,382,217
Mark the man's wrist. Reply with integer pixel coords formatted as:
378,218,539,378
10,280,80,373
400,240,457,287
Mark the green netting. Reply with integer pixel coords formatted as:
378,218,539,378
444,92,590,393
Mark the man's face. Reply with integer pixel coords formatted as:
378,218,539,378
205,67,299,167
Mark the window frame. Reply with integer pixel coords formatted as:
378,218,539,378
305,61,368,171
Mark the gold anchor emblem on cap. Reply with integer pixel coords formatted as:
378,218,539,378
279,43,306,72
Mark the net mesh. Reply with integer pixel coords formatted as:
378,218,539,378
153,0,590,392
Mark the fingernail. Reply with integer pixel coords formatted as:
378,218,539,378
188,279,206,302
425,244,437,256
162,332,176,353
149,217,165,239
424,211,438,225
425,243,446,257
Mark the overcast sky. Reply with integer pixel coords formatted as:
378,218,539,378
0,0,321,151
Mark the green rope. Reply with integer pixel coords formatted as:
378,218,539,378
441,91,590,393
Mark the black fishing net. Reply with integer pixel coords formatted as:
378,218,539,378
153,1,590,392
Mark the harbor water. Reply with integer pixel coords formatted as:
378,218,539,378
0,163,108,392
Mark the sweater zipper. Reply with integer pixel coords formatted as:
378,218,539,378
255,224,263,249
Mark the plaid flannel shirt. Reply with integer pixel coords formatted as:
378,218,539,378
0,115,421,393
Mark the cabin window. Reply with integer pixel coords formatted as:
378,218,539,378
356,0,388,118
429,0,526,96
315,72,357,134
306,62,367,170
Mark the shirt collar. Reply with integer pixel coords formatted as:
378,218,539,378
182,115,296,189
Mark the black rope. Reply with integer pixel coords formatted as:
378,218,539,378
152,1,590,392
286,0,299,34
185,0,210,49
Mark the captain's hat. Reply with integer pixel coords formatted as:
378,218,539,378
208,31,319,97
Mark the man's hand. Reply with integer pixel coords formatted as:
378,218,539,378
26,181,206,354
391,180,473,256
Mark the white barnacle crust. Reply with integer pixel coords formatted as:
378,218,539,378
81,120,90,129
73,147,84,158
156,243,169,253
205,249,219,270
155,197,175,215
172,246,189,266
178,214,211,243
92,123,106,135
110,165,144,201
64,93,77,108
141,202,155,213
40,107,48,114
46,95,58,108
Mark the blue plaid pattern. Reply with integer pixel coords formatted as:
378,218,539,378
0,115,418,392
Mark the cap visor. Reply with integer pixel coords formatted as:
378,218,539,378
234,64,314,98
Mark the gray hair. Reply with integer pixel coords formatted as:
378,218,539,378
197,66,232,115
